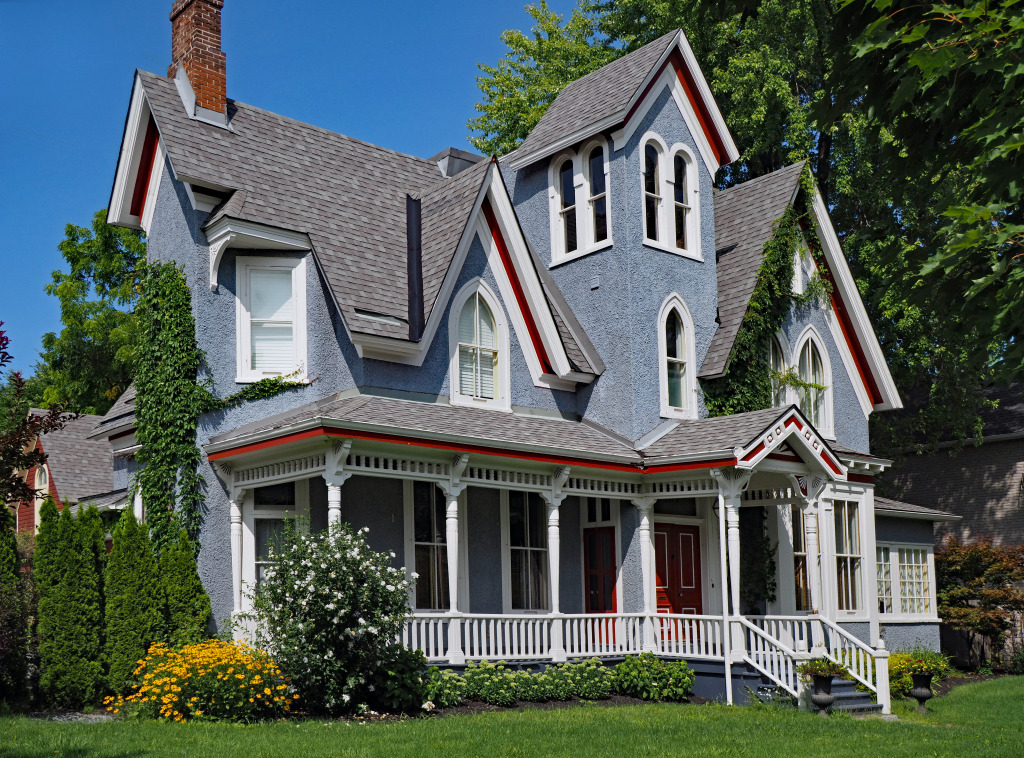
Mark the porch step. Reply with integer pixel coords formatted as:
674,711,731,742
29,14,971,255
827,678,883,715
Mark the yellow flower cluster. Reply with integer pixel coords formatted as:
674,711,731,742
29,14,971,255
104,639,297,723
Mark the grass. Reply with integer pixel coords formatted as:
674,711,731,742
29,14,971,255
2,677,1023,758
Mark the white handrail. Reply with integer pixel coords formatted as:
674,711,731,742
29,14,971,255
737,616,804,698
817,616,877,692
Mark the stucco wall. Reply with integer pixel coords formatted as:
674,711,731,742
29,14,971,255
559,497,584,614
837,621,871,646
336,475,404,569
466,486,503,614
618,503,645,613
503,86,718,441
881,621,941,652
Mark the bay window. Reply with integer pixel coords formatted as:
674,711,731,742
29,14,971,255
877,543,934,616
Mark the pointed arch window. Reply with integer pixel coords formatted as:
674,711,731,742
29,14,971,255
558,159,577,255
640,133,701,260
673,154,690,249
587,146,608,245
458,293,497,400
643,143,662,241
549,141,613,265
659,295,697,419
770,337,788,408
795,335,833,435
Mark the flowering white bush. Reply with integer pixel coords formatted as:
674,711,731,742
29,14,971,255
250,523,419,715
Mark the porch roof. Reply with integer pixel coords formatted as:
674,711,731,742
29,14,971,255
873,496,960,522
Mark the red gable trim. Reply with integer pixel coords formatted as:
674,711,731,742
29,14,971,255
207,425,738,475
847,473,874,484
481,199,554,374
130,116,159,218
624,49,732,168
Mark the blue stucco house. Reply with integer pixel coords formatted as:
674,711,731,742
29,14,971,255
91,0,961,710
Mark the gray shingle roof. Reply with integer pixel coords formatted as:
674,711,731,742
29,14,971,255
640,407,786,459
138,72,597,369
209,393,637,462
89,384,136,438
34,413,113,504
699,162,806,379
874,496,960,521
513,30,679,162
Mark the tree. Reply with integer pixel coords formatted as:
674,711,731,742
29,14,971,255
37,210,145,415
935,537,1024,665
37,506,104,708
0,499,28,705
105,510,161,693
469,1,998,457
836,1,1024,383
159,530,211,647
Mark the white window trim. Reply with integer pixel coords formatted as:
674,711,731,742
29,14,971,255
448,278,511,411
402,480,469,612
547,138,614,267
235,255,308,384
770,332,796,409
876,541,940,622
240,479,310,613
639,132,702,262
500,490,551,613
793,325,835,439
577,497,623,613
34,464,49,529
658,293,698,420
824,494,870,621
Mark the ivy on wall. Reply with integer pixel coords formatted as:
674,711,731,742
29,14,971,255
702,170,832,418
134,262,303,553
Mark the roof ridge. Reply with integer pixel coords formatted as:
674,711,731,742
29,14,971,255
717,161,805,196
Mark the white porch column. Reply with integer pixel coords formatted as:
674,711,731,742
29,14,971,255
711,467,751,665
632,496,657,652
229,489,245,617
442,454,469,665
543,467,569,662
324,440,352,528
791,473,828,652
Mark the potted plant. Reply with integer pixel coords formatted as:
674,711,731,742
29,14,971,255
797,658,846,716
906,657,944,712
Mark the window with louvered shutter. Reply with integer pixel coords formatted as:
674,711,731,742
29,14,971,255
457,293,497,400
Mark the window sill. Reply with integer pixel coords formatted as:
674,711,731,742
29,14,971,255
550,239,614,268
643,238,703,262
450,394,511,412
235,373,308,385
660,404,697,421
879,615,940,624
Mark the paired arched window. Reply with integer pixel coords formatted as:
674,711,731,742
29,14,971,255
34,465,48,528
549,140,612,263
798,338,826,428
659,295,697,419
640,134,700,260
770,337,788,409
450,281,509,410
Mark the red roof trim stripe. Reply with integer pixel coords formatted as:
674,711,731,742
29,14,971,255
130,116,159,218
481,198,554,374
741,441,766,463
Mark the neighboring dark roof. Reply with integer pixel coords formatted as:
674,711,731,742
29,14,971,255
208,393,637,462
89,384,136,438
699,162,806,379
640,407,786,459
77,488,129,510
137,72,597,369
514,30,679,161
33,413,113,504
977,383,1024,437
874,496,960,522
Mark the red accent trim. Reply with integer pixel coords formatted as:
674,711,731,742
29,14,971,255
741,441,766,463
480,199,554,374
130,117,159,218
820,448,843,476
847,473,874,484
623,50,732,167
207,424,737,475
767,453,800,462
785,416,803,430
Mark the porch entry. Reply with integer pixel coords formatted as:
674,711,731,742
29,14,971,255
655,523,703,614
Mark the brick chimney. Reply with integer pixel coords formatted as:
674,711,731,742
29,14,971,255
169,0,227,122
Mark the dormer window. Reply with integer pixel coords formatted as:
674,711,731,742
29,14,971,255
640,133,701,261
450,280,509,410
658,294,697,419
548,140,613,265
236,256,307,383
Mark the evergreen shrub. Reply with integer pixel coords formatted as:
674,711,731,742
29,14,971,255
0,504,27,706
105,510,162,693
250,523,413,715
159,530,212,646
104,639,295,722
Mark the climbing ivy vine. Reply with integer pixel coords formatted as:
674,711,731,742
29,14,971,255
702,172,831,418
134,261,302,553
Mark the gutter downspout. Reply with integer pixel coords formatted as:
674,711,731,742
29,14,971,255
718,491,733,705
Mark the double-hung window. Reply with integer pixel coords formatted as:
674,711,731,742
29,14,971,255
587,146,608,245
549,141,612,264
558,159,578,256
236,256,306,383
640,134,701,259
834,500,862,612
412,482,449,611
457,293,498,400
792,504,812,612
876,544,933,616
507,491,548,611
643,144,662,242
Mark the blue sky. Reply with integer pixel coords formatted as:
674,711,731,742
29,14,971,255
0,0,574,375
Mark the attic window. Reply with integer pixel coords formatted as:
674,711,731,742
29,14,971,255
449,280,509,411
640,133,702,261
548,139,613,265
559,159,577,255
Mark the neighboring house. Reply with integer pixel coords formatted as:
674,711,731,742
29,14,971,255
9,411,112,532
97,0,960,708
888,385,1024,546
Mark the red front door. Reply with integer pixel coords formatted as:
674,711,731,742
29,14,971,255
654,523,703,614
583,526,617,613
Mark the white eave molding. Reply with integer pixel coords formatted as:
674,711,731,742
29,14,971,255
508,30,739,173
733,407,847,480
206,217,312,291
108,74,153,230
808,189,902,413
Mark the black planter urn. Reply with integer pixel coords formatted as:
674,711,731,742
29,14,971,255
910,672,934,712
810,674,835,716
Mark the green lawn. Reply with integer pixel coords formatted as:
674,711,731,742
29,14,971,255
3,677,1023,758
